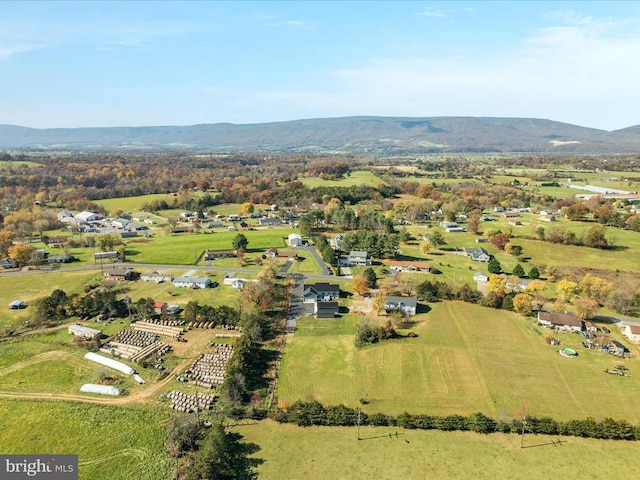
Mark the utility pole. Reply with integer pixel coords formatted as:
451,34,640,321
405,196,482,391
520,415,527,448
357,408,361,440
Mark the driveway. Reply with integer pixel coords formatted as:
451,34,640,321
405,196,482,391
286,274,306,333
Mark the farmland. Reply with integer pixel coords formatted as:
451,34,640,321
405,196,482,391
277,302,640,421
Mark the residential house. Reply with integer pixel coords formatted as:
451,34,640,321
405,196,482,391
170,226,194,234
173,276,211,289
502,211,521,219
288,233,303,247
388,261,430,272
48,254,74,264
384,296,418,316
140,272,173,283
0,258,18,269
104,268,133,281
623,324,640,343
540,214,557,222
341,251,372,267
259,217,282,226
537,311,582,332
303,283,340,303
609,340,627,355
94,251,119,260
46,236,69,247
203,249,237,260
316,301,339,318
206,221,225,228
464,247,491,262
57,211,75,223
332,234,344,249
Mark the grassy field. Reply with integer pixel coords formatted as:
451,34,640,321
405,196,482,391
299,170,387,188
125,229,293,264
0,271,101,329
237,419,640,480
93,193,181,215
278,301,640,422
0,400,174,480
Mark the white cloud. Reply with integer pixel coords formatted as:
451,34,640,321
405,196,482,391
416,7,447,18
228,12,640,130
0,43,43,61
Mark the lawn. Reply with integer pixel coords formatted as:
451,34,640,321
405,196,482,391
238,419,640,480
278,301,640,422
0,270,101,329
93,193,181,215
299,170,387,188
124,229,293,264
0,400,174,480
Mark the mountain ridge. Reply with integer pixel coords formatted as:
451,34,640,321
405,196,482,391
1,116,639,154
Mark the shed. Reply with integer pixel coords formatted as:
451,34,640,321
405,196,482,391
8,300,24,309
68,324,102,339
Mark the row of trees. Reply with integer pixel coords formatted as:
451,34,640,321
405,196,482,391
271,400,640,441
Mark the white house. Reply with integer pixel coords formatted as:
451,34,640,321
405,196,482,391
259,217,282,226
141,272,173,283
340,251,371,267
623,324,640,343
538,311,582,332
173,276,211,289
288,233,303,247
384,296,417,316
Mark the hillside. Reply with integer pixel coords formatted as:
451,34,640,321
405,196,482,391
1,116,640,153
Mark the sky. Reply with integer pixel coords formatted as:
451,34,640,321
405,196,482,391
1,1,640,130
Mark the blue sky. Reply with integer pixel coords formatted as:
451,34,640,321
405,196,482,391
1,1,640,130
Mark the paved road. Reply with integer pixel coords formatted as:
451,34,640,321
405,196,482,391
298,245,332,276
286,274,306,333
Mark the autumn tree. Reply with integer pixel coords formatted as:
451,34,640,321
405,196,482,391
513,293,534,316
579,273,614,305
489,232,510,250
467,213,481,235
0,230,15,257
419,240,431,255
8,243,35,267
584,224,608,249
574,297,599,320
351,275,370,296
240,202,255,216
556,279,581,303
487,274,507,295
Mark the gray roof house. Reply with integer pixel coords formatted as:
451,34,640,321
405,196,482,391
384,296,418,316
464,247,491,262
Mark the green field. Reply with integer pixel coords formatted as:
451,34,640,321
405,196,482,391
124,229,294,264
0,400,174,480
299,170,388,188
0,271,101,329
93,193,181,215
278,302,640,421
238,419,640,480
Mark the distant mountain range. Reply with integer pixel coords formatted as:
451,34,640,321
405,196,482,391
1,116,640,154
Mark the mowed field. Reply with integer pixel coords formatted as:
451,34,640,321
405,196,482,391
0,400,174,480
299,170,387,188
238,419,640,480
278,302,640,422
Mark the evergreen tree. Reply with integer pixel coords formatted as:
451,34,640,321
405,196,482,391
529,266,540,279
487,257,502,274
512,263,525,278
186,423,260,480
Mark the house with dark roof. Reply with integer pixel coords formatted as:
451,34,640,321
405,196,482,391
0,258,18,269
203,249,237,260
303,282,340,318
316,301,339,318
303,283,340,303
537,311,583,332
384,296,418,316
104,268,134,281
